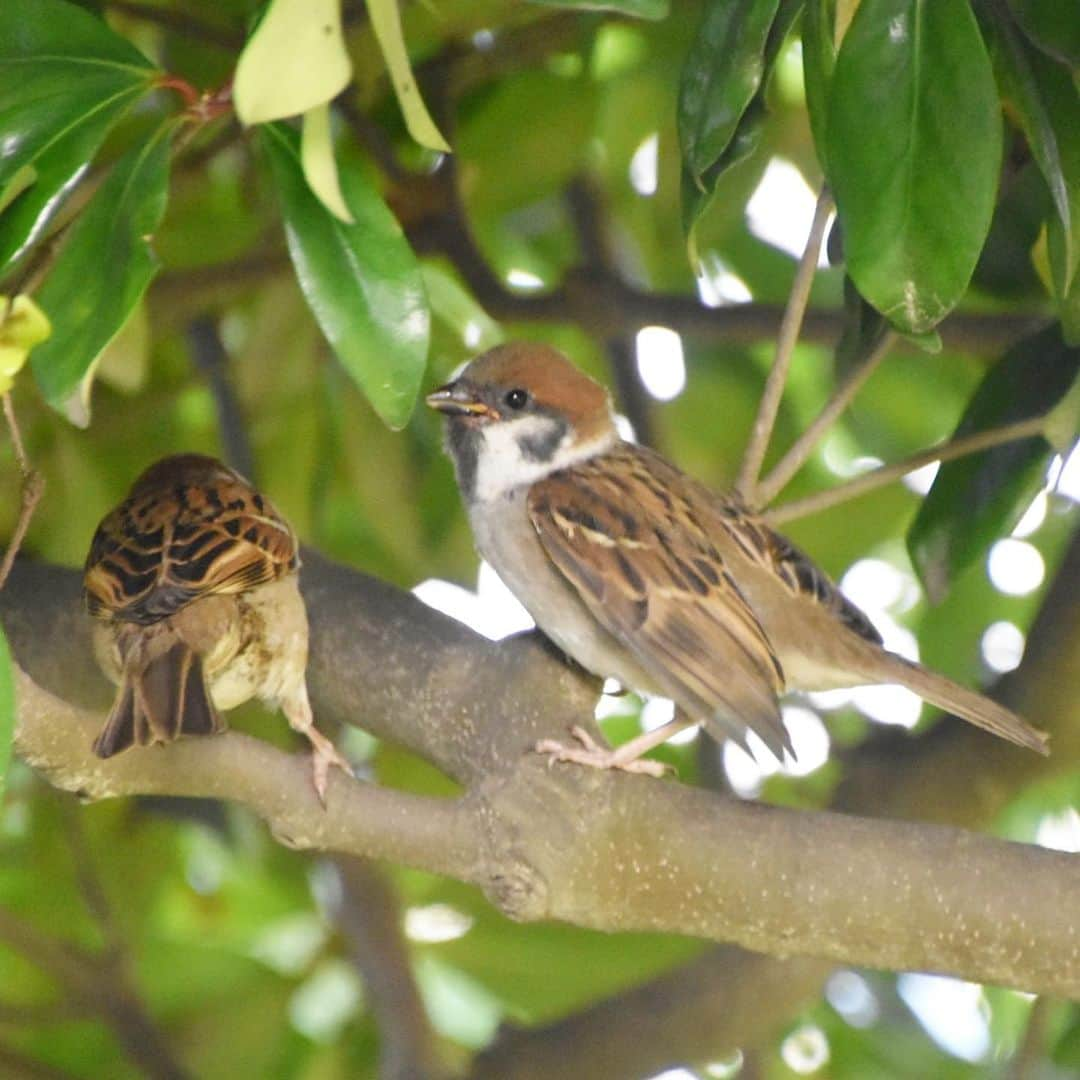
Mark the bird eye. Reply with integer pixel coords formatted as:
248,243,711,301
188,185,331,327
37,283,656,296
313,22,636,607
503,388,529,411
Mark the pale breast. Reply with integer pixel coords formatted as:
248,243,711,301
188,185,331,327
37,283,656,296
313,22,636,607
469,489,659,692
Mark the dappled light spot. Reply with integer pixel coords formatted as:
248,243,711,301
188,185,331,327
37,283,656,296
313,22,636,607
1054,443,1080,502
405,903,474,943
902,460,939,495
695,253,753,306
746,157,833,266
841,557,919,617
826,970,879,1028
251,913,327,975
642,696,698,745
1011,490,1047,538
898,974,989,1063
850,683,923,729
703,1051,745,1078
629,132,658,196
781,1023,830,1073
781,706,829,776
506,268,544,291
980,620,1025,674
412,562,535,641
1035,808,1080,853
987,539,1045,596
289,959,363,1043
635,326,686,401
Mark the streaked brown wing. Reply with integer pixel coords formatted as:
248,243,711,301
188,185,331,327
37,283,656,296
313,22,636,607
527,445,790,756
84,457,297,626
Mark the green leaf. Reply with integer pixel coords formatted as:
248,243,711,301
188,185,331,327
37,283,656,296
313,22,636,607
827,0,1002,334
678,0,782,185
0,622,14,800
529,0,670,18
1008,0,1080,66
907,324,1080,602
802,0,837,168
261,124,429,430
984,5,1080,301
0,0,156,190
0,97,135,271
233,0,352,125
30,125,173,421
680,0,801,246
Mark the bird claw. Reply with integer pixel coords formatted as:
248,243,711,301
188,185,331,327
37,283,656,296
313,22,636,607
305,730,353,807
534,725,670,778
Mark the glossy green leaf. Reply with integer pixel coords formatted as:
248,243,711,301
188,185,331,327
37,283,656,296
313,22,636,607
802,0,837,168
680,0,801,245
0,98,133,271
907,324,1080,601
261,124,429,430
530,0,670,19
985,5,1080,301
31,126,173,420
0,0,156,190
0,622,14,799
679,0,781,185
827,0,1002,334
1008,0,1080,66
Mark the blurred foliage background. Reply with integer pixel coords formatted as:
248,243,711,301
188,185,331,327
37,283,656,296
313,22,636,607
0,0,1078,1076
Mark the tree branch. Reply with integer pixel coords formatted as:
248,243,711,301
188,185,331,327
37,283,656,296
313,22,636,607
4,554,1079,1000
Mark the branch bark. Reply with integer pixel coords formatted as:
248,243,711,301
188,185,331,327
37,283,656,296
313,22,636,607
3,551,1078,1003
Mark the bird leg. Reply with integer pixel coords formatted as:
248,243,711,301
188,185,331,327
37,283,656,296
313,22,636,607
535,716,696,778
283,686,353,804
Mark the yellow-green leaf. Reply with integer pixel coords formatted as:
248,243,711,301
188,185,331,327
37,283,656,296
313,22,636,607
301,104,354,223
367,0,451,153
0,295,51,393
234,0,352,126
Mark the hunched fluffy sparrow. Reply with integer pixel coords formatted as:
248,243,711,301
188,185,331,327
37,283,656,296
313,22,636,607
84,454,350,801
427,343,1048,774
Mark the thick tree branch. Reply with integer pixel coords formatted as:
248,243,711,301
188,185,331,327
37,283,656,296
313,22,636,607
3,553,1079,1001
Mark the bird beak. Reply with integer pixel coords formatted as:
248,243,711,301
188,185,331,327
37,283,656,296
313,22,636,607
425,382,494,418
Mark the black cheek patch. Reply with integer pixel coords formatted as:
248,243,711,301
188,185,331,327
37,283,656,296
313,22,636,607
516,416,567,464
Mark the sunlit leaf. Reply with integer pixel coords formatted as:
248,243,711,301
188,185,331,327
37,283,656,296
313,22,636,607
421,262,503,352
367,0,451,153
233,0,352,125
827,0,1002,334
0,624,13,799
529,0,670,18
261,124,429,429
30,126,173,421
907,324,1080,602
1008,0,1080,66
301,104,354,224
0,0,156,189
0,295,51,393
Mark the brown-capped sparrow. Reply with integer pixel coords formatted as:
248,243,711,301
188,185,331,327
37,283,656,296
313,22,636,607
427,343,1048,776
84,453,351,802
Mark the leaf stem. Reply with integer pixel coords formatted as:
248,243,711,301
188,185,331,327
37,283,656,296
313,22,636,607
0,393,44,593
736,188,834,502
763,413,1048,525
757,330,896,506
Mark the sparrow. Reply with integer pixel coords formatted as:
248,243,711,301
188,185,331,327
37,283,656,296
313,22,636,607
83,453,351,802
427,343,1048,775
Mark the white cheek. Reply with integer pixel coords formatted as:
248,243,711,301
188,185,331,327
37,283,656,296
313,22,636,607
473,418,566,502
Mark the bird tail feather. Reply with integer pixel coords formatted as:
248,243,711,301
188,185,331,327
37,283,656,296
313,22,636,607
93,642,223,758
869,654,1048,755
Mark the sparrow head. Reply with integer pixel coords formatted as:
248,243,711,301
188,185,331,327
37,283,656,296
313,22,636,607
427,343,617,502
127,453,244,496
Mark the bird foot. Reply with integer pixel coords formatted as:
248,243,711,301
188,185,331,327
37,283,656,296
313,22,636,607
304,727,353,806
534,725,670,778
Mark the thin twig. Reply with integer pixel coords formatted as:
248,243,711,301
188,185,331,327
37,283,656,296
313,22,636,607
735,189,834,501
0,393,44,592
764,414,1048,525
756,331,897,506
